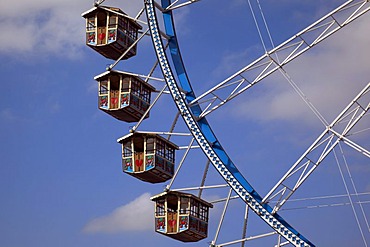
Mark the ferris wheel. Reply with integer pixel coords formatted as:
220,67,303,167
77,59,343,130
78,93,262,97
82,0,370,246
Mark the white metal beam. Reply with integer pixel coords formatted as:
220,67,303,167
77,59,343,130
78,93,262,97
263,82,370,213
188,0,370,118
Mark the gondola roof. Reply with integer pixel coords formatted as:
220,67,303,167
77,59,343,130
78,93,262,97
117,132,179,150
81,6,142,29
94,70,156,91
150,191,213,208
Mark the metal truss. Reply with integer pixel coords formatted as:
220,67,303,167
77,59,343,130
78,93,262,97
188,0,370,119
162,0,202,11
262,82,370,213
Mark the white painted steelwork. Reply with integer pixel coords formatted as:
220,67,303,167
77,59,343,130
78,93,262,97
188,0,370,118
263,83,370,212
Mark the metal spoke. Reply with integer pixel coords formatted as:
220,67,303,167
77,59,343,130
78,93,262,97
190,0,370,118
263,82,370,213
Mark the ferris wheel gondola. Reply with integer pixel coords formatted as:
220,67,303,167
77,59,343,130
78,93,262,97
82,6,142,60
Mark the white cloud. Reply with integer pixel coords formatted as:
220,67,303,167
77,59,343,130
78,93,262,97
229,14,370,126
83,193,153,233
0,0,143,59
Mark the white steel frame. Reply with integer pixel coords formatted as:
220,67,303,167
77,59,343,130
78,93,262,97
262,82,370,212
188,0,370,119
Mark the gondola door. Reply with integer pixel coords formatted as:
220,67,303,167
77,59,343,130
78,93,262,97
134,152,144,172
110,90,119,109
97,11,107,45
167,212,178,233
109,74,120,109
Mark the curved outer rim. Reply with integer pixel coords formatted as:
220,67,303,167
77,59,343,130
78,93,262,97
144,0,314,246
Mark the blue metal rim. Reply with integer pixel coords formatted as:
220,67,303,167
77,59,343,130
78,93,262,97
145,0,315,246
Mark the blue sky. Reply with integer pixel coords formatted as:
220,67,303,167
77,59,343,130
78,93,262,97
0,0,369,246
